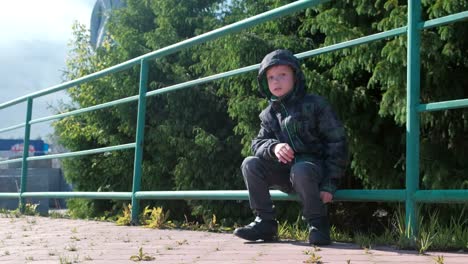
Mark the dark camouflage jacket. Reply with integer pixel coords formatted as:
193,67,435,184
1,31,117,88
252,49,348,194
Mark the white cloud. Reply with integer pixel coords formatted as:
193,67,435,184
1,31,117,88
0,0,96,139
0,0,95,43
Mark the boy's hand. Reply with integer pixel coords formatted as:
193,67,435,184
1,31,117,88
320,191,333,203
274,143,295,164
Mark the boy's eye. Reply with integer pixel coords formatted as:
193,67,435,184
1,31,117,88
267,74,287,82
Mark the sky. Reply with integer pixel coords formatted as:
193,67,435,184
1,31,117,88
0,0,96,140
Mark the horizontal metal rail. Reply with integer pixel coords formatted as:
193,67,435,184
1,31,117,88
0,193,20,198
147,65,259,97
334,190,406,202
0,123,26,134
417,98,468,112
26,143,136,161
298,27,407,58
136,189,407,202
1,190,403,202
420,10,468,29
0,66,132,111
0,144,135,165
414,190,468,203
3,189,465,203
21,192,131,200
0,157,22,165
29,95,140,124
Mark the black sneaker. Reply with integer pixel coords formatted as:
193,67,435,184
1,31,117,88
233,217,278,242
308,216,331,245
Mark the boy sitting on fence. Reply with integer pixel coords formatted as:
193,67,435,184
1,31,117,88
233,49,348,245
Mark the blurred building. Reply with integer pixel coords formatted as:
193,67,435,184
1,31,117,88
0,139,70,214
0,139,49,160
90,0,125,49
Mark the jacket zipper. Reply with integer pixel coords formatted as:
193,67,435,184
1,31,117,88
280,103,298,155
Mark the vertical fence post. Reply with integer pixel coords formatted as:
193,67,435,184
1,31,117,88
406,0,422,239
19,98,33,212
131,60,149,224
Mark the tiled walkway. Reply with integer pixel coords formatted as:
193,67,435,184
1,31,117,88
0,215,466,263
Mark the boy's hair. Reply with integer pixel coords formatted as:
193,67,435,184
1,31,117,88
257,49,305,100
258,50,300,77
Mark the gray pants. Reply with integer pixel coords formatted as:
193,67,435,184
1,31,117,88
241,156,327,221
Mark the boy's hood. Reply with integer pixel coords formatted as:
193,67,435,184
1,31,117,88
257,49,305,102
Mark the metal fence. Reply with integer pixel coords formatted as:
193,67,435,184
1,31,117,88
0,0,467,237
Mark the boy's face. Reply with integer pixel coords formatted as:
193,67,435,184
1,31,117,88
266,65,295,98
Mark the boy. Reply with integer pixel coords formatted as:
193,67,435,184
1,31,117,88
233,49,348,245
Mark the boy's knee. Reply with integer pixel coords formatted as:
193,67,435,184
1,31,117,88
291,162,322,183
241,156,261,170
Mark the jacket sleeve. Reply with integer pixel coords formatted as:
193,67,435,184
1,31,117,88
252,111,280,160
316,99,348,194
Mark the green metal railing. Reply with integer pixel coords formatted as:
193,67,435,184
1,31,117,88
1,0,467,236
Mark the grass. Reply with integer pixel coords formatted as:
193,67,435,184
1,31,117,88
129,247,155,262
116,204,132,226
49,210,71,219
176,239,188,245
354,232,374,249
279,207,466,253
65,243,78,252
347,207,468,253
0,207,22,218
0,203,40,218
278,219,308,241
303,252,322,263
105,205,468,253
143,206,171,229
58,255,80,264
433,255,445,264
